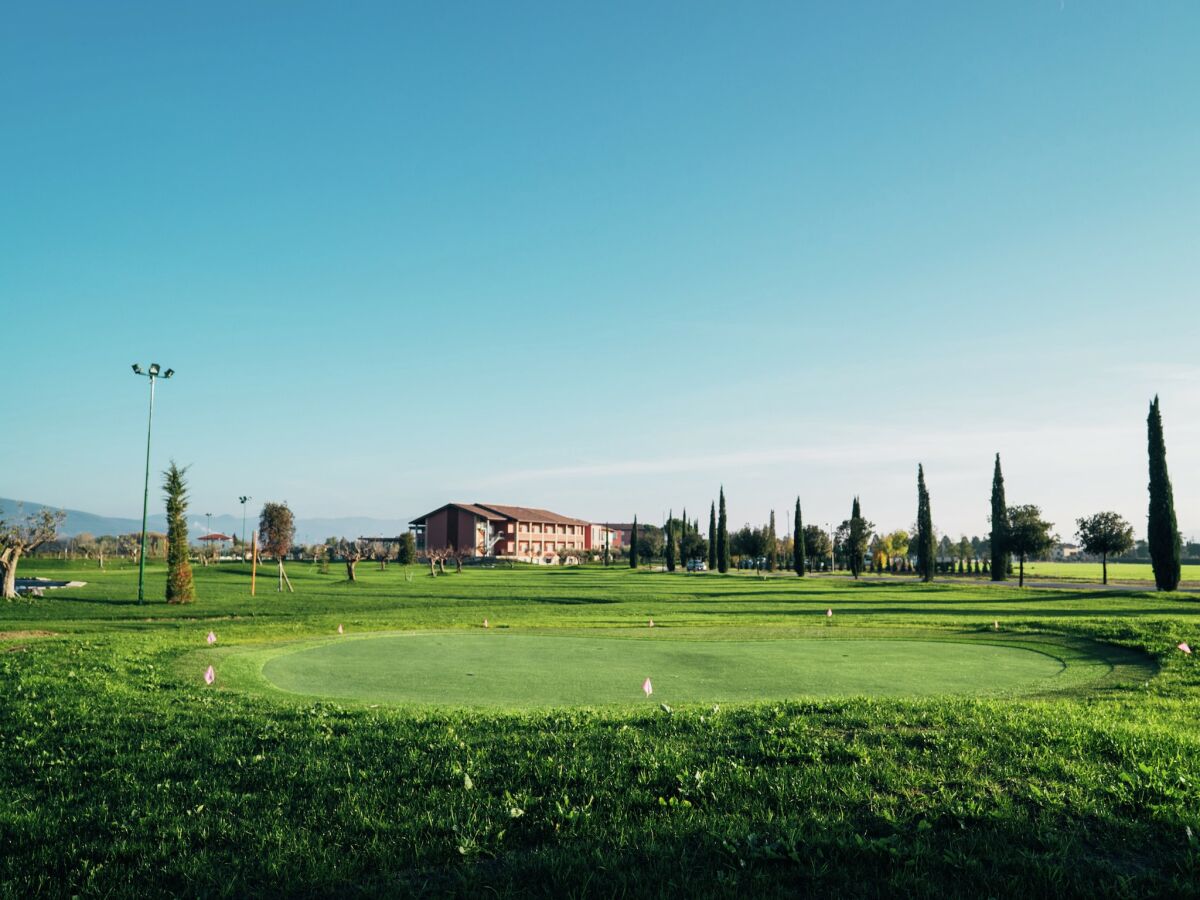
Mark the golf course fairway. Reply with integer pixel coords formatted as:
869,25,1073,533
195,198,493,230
259,632,1080,707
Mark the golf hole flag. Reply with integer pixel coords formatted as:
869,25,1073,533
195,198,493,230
648,619,654,628
337,624,344,635
204,665,215,685
483,618,489,628
206,631,216,645
642,677,653,697
1180,642,1192,654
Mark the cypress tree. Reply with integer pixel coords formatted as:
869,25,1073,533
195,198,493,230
989,454,1008,581
629,517,638,568
766,510,777,572
1147,396,1182,591
916,464,935,582
848,496,868,579
794,497,805,576
708,503,717,570
163,461,196,603
665,510,676,572
717,487,730,573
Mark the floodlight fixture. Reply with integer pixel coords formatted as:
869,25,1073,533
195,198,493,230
132,364,143,374
163,368,174,378
148,363,161,376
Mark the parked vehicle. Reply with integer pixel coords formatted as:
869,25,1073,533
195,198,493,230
686,559,708,572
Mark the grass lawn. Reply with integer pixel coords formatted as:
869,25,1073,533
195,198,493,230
2,559,1200,897
1023,560,1200,584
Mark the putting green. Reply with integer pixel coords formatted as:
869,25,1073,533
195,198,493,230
259,632,1081,707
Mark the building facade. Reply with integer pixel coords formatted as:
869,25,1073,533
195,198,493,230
410,503,613,564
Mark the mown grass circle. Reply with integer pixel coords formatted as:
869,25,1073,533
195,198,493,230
259,631,1083,707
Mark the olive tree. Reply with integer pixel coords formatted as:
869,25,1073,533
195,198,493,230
0,506,66,599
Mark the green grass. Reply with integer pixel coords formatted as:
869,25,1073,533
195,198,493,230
1023,560,1200,583
255,631,1081,706
3,559,1200,897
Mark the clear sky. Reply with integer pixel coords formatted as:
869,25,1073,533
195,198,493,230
3,1,1198,542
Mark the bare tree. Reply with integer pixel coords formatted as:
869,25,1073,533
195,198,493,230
1,507,66,599
338,538,371,582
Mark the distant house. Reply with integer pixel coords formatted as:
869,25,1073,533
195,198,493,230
1051,542,1086,561
409,503,620,564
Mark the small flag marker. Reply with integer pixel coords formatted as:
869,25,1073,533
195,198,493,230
204,665,215,685
648,618,655,628
826,608,833,618
483,618,489,628
642,677,653,696
994,621,999,631
1179,642,1192,654
206,631,216,645
337,624,344,635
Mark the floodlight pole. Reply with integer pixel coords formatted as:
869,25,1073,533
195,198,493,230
132,363,172,604
239,496,251,557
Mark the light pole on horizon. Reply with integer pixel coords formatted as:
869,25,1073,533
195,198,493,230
825,522,835,572
239,496,252,557
206,512,213,563
131,363,173,604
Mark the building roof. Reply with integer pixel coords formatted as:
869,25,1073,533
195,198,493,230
409,502,511,525
409,502,592,527
475,504,591,526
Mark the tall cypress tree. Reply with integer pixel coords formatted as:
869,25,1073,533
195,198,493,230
717,487,730,573
766,510,777,572
629,517,639,569
848,496,867,579
1147,396,1181,591
665,510,676,572
707,503,717,570
989,454,1008,582
916,464,935,582
793,497,805,576
163,461,195,604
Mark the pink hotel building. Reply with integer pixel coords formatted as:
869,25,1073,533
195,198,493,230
409,503,622,564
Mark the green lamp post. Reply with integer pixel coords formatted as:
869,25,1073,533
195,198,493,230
131,362,173,603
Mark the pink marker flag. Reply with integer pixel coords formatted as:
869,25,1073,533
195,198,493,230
826,608,833,618
204,665,215,685
206,631,216,645
337,624,344,635
642,677,653,696
1179,642,1192,654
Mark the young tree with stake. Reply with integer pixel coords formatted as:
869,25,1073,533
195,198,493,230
259,502,296,592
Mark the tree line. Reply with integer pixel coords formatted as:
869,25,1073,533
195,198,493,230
626,397,1187,591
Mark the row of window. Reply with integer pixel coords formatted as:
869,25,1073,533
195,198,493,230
516,541,584,553
514,523,582,535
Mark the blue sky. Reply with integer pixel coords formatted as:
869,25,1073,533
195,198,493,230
3,1,1198,541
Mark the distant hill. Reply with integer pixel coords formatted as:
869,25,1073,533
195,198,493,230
0,498,412,544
